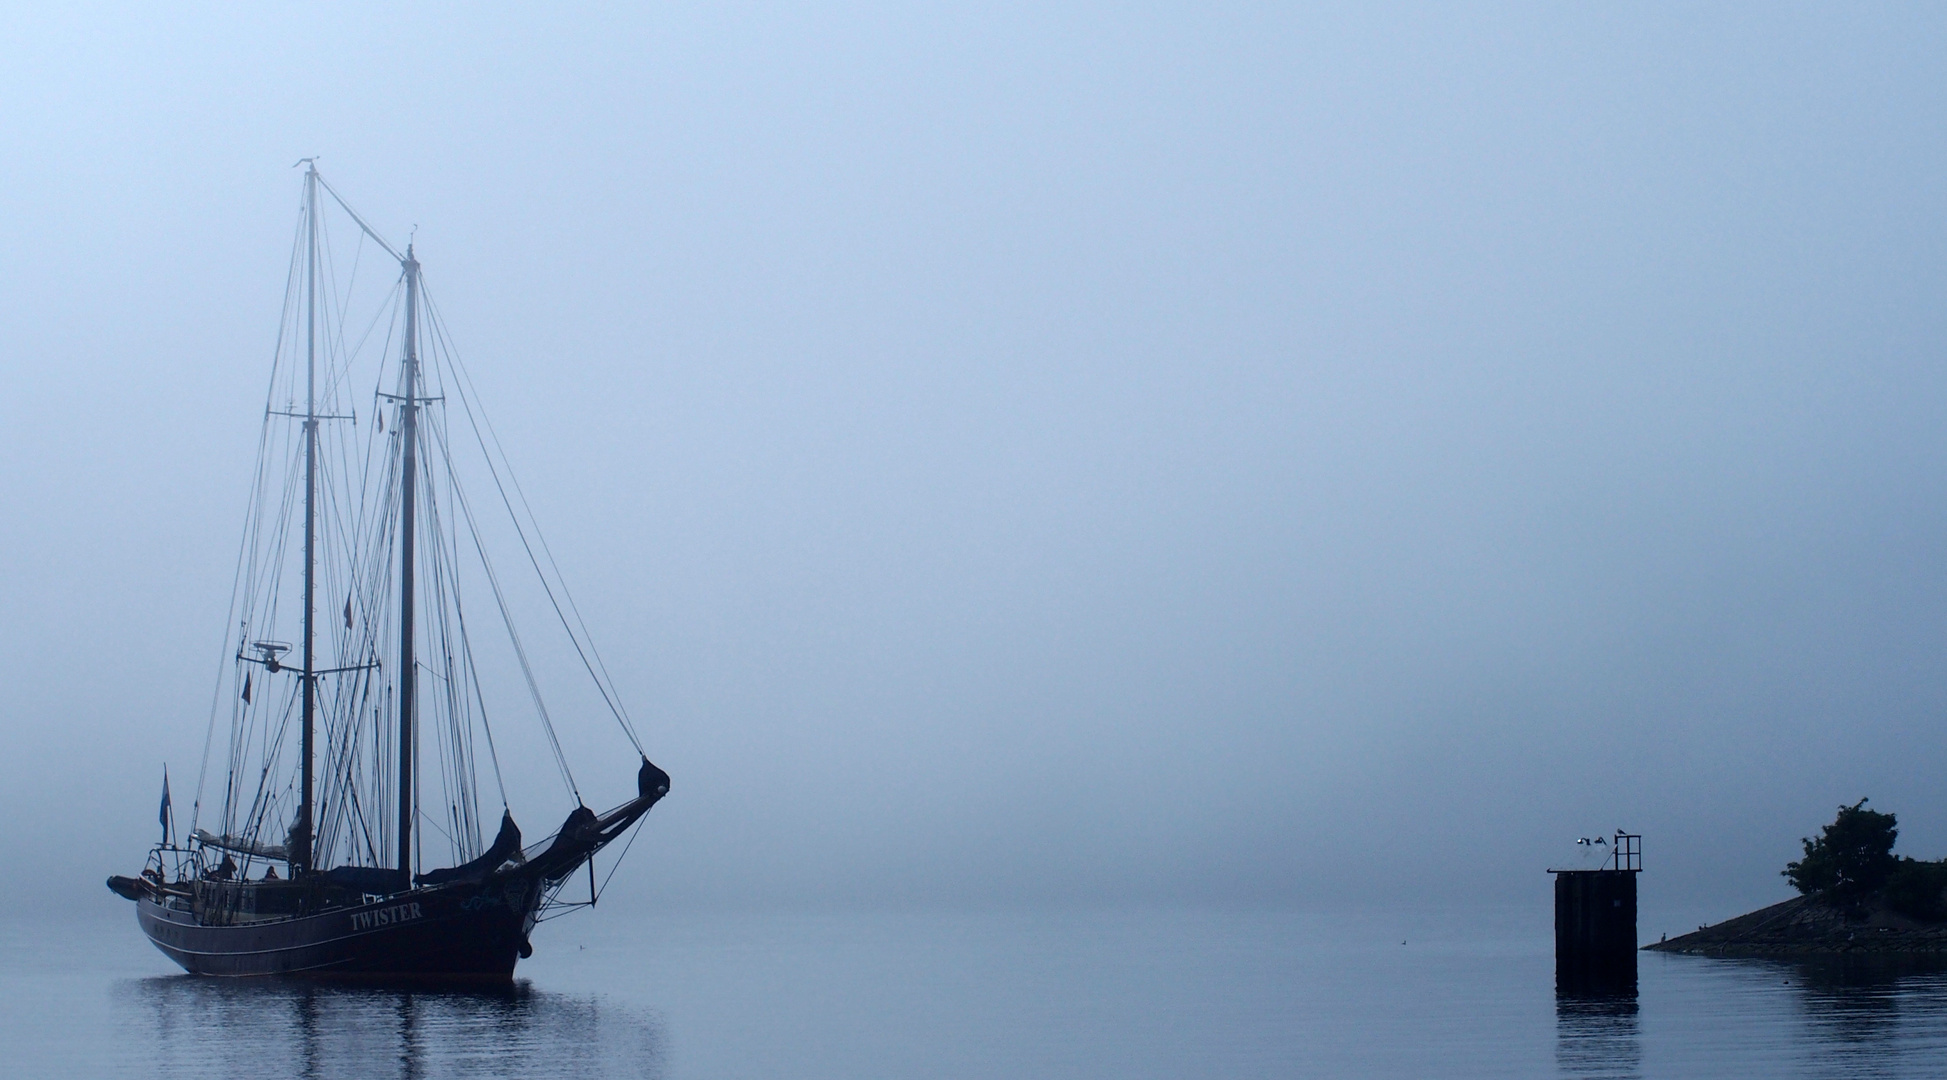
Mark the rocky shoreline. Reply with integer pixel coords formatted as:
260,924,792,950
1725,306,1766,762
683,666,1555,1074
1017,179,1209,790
1648,894,1947,956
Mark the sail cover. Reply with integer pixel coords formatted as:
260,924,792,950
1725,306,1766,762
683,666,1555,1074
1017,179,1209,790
318,866,410,894
193,829,288,861
415,810,524,887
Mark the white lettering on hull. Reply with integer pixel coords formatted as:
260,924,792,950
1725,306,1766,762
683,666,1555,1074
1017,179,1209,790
350,902,424,932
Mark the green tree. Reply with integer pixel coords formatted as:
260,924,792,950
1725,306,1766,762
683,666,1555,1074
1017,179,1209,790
1784,798,1899,897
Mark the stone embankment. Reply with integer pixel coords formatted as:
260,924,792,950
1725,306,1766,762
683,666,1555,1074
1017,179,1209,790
1649,894,1947,955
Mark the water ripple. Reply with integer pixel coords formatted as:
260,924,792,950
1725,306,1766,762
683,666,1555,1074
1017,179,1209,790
111,977,664,1080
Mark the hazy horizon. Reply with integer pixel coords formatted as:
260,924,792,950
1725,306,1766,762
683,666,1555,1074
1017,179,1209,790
6,4,1947,922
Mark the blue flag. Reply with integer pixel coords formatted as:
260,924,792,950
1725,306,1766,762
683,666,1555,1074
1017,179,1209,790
159,768,172,842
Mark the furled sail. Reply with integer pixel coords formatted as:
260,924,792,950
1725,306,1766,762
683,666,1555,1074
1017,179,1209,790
192,829,288,861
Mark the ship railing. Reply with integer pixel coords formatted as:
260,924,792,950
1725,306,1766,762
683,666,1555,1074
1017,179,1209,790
146,841,208,887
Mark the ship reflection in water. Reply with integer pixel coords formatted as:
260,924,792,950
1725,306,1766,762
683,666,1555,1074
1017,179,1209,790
66,910,1947,1079
115,976,663,1080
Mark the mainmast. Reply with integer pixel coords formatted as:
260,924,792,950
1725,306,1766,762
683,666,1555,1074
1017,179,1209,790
295,161,320,875
397,245,422,876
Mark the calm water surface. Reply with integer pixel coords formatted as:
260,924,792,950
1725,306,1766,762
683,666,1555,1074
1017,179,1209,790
9,901,1947,1077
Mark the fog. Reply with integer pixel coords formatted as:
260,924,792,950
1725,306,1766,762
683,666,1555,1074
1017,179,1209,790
5,5,1947,921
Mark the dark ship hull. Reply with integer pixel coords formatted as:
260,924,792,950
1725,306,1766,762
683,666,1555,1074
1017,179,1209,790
136,877,535,979
115,760,667,981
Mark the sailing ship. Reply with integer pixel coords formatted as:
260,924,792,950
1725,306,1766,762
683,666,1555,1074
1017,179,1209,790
106,163,669,979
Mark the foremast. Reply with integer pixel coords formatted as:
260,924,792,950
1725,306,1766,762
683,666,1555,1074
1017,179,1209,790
397,245,422,878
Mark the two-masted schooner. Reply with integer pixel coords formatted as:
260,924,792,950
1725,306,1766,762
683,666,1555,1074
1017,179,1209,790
107,163,669,979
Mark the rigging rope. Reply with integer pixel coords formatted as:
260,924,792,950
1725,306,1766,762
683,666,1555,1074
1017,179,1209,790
423,287,648,757
314,172,404,263
194,201,309,840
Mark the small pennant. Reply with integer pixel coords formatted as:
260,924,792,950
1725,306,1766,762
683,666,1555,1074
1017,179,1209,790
241,673,252,703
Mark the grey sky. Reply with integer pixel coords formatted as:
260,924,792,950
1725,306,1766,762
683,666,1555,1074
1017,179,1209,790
5,5,1947,919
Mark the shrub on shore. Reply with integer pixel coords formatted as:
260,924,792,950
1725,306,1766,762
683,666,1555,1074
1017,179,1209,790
1784,798,1898,899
